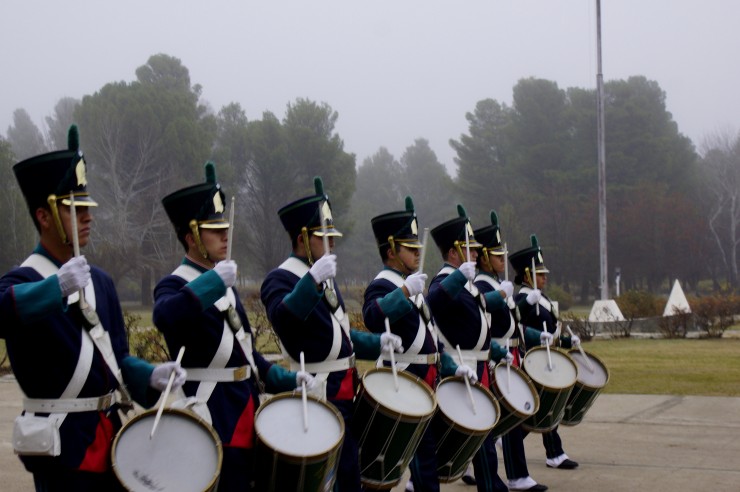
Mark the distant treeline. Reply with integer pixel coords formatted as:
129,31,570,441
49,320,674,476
1,54,738,304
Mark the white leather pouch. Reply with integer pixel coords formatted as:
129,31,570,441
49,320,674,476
12,414,61,456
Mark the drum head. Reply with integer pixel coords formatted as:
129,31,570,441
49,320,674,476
112,409,221,492
523,348,577,390
569,351,609,388
362,369,435,417
493,364,537,416
255,394,344,457
436,378,498,432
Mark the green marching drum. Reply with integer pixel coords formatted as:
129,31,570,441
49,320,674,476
112,408,223,492
489,362,540,439
353,367,437,489
432,376,500,483
521,346,578,433
254,393,344,491
561,349,610,426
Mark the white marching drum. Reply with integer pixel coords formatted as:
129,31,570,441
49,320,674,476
254,393,344,491
432,377,499,482
112,408,222,492
489,362,539,439
522,347,578,433
561,349,610,426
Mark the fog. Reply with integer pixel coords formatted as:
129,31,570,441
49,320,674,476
2,0,738,168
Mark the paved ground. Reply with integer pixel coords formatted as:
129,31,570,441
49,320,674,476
2,374,739,491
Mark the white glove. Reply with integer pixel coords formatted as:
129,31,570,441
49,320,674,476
296,371,317,392
459,261,476,281
404,272,428,298
57,256,91,297
380,332,404,354
540,331,554,346
504,351,515,365
214,260,237,288
309,254,337,284
150,361,187,391
500,280,514,299
571,335,581,348
455,364,478,384
526,289,542,305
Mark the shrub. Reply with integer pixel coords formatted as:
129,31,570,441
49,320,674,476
547,283,573,311
616,290,662,318
124,310,169,362
691,294,740,338
657,307,691,339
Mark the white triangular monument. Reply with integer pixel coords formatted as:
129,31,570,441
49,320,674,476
589,299,625,322
663,279,691,316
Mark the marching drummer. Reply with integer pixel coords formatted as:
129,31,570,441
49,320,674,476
426,204,511,492
260,176,403,491
153,162,316,491
473,212,548,491
362,196,477,492
0,125,185,491
509,235,581,472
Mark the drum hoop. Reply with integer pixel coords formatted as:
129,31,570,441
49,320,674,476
491,362,541,417
523,347,578,391
567,349,611,390
254,392,345,461
435,376,500,435
359,367,437,420
111,407,223,492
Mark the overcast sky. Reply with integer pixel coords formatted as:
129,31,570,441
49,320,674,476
2,1,738,171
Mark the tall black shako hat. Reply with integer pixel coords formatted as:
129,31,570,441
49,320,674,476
278,176,343,263
371,196,423,258
430,204,481,257
509,234,550,285
162,162,229,257
13,124,98,242
474,210,506,255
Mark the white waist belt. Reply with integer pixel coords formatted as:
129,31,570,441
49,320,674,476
458,350,490,361
383,353,439,365
186,366,251,382
23,392,116,413
299,354,355,374
492,338,519,348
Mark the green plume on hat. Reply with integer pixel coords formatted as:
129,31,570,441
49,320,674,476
530,234,539,248
405,196,414,212
205,161,216,184
68,125,80,151
314,176,325,196
490,210,499,226
457,204,467,218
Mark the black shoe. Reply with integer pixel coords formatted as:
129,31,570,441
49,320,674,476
462,474,477,485
527,484,548,491
547,458,579,469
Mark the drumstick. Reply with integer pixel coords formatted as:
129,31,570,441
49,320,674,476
531,257,539,316
300,351,309,432
319,201,333,292
567,325,594,372
505,338,511,391
384,318,400,392
226,196,235,261
504,242,509,282
418,227,430,276
150,346,185,439
464,225,472,290
456,345,477,415
69,194,88,309
543,321,553,372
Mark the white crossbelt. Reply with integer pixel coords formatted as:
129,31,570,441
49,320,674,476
475,273,517,347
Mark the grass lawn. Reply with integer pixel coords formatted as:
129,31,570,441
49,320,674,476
581,338,740,397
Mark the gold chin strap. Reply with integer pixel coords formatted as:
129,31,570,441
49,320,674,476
301,226,314,265
388,235,407,273
525,266,534,288
453,240,466,264
480,248,492,272
47,194,68,244
189,220,209,260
